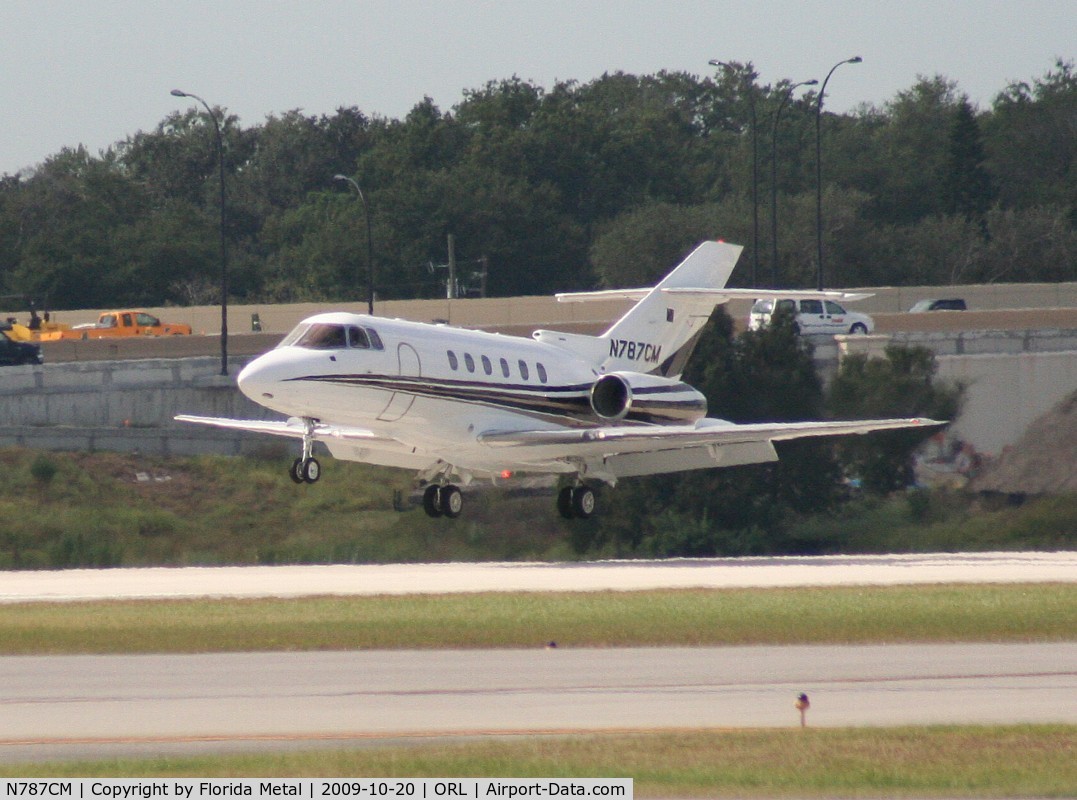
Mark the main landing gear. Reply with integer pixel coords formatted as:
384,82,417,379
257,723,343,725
423,484,463,518
290,456,320,484
557,485,596,520
289,417,321,484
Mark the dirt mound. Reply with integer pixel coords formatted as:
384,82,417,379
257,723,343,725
971,389,1077,494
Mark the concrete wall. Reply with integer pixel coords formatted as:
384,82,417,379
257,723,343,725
9,279,1075,337
0,356,274,457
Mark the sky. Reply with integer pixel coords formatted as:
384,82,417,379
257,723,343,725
1,0,1073,176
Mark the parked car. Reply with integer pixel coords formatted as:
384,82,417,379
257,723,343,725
0,328,44,365
749,297,874,335
909,298,967,312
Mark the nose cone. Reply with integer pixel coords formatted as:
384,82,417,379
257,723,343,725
237,349,301,404
236,356,272,402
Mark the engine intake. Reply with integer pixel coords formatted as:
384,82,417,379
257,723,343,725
590,372,707,425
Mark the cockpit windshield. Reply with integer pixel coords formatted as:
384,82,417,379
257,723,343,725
278,322,384,350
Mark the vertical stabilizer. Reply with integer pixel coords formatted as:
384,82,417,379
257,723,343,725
600,241,743,378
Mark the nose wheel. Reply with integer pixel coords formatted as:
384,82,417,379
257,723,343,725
290,456,321,484
423,484,463,518
288,418,321,484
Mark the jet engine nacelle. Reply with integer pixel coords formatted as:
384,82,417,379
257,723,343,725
590,371,707,425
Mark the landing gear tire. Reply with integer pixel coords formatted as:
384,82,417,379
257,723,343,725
558,485,596,519
423,485,443,518
291,457,321,484
440,485,463,519
557,487,575,519
301,457,321,483
572,485,596,519
423,484,463,519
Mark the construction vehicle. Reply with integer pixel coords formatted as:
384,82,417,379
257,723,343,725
36,311,193,341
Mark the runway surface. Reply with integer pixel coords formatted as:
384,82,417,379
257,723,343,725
2,551,1074,763
2,644,1075,763
3,551,1075,603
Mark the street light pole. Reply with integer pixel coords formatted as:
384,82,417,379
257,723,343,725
171,89,228,376
710,59,760,287
815,56,862,290
333,174,374,315
771,78,818,287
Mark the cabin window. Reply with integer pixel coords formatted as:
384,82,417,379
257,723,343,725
278,323,310,348
500,358,510,378
536,363,548,384
347,326,370,349
464,353,476,373
295,323,347,349
801,299,824,315
365,327,384,350
481,355,493,375
518,360,529,380
447,350,459,370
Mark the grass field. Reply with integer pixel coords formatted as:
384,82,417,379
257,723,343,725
1,584,1074,654
3,727,1075,796
3,448,1075,568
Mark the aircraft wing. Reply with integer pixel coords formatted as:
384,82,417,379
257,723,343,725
479,417,941,451
174,414,395,444
478,416,944,480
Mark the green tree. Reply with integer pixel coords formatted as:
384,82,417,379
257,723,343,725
941,99,996,227
828,345,963,493
986,59,1077,211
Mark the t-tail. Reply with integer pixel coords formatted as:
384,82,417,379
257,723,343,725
541,241,744,379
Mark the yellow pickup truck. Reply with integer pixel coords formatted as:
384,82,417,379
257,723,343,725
36,310,193,341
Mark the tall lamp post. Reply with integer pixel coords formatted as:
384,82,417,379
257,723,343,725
770,78,817,287
333,174,374,315
170,89,228,376
815,56,862,290
709,59,760,287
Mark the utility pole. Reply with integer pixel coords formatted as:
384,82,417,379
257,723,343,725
447,234,456,299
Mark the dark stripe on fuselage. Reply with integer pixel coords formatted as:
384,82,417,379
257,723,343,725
287,373,700,425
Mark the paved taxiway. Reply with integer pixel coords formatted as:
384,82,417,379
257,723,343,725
2,644,1075,763
3,551,1075,602
2,552,1074,762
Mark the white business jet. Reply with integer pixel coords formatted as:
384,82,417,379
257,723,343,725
178,241,940,519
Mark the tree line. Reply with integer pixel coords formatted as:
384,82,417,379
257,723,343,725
0,60,1074,312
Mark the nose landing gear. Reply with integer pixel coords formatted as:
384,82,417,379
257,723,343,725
290,456,321,484
288,417,321,484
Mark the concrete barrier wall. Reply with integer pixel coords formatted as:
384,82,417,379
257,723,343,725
7,279,1074,337
0,355,270,431
935,352,1077,456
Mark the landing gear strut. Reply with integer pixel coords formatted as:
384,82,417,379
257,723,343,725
557,485,596,519
289,418,321,484
422,484,463,518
